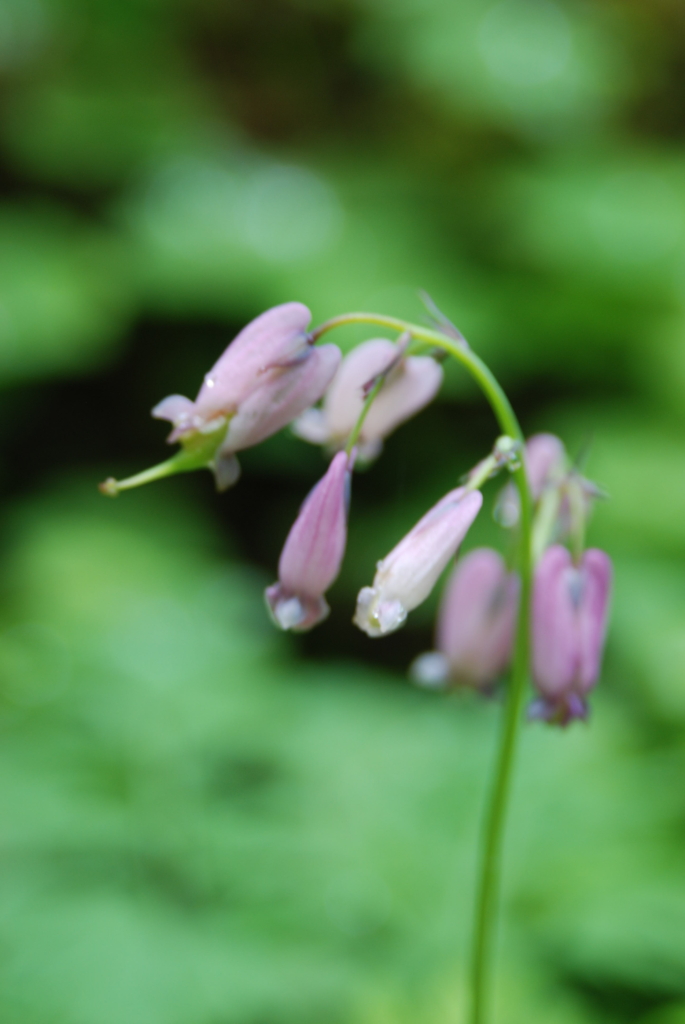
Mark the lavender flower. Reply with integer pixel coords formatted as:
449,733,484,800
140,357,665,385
412,548,519,689
530,544,612,725
354,487,483,637
265,451,353,632
212,344,341,490
293,338,443,460
153,302,315,440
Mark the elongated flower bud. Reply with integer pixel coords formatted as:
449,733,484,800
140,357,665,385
412,548,519,688
495,433,566,527
265,451,352,632
212,344,341,491
354,488,483,637
530,544,612,725
153,302,313,439
293,338,442,459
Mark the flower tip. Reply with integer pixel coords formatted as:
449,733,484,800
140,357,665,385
265,584,330,632
410,652,450,689
527,694,589,727
99,477,119,498
353,587,407,637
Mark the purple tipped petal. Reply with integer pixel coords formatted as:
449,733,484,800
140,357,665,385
266,451,352,632
354,487,483,637
220,344,341,454
532,545,612,719
436,548,519,687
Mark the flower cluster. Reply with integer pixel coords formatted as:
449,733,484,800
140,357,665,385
411,434,612,723
101,303,612,726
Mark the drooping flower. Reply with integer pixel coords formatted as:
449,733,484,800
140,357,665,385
153,302,315,440
354,487,483,637
530,544,612,725
411,548,519,689
293,338,443,460
101,303,340,496
265,451,353,632
211,344,341,490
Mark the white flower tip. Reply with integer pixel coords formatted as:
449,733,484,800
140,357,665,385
410,652,450,689
353,587,407,637
265,585,330,632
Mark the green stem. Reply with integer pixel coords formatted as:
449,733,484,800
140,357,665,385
313,312,534,1024
99,421,228,496
345,374,385,457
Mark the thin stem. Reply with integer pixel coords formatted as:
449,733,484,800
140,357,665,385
345,375,385,457
313,312,534,1024
469,464,532,1024
99,421,228,496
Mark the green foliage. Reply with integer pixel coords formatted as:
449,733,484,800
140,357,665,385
2,0,685,1020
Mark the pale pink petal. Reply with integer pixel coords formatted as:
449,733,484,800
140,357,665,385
220,344,341,453
526,433,566,499
324,339,397,439
437,548,519,686
194,302,312,422
362,356,443,442
151,394,196,424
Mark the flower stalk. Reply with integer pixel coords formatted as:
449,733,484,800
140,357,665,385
313,311,534,1024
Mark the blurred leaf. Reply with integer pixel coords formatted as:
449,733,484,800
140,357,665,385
0,205,133,385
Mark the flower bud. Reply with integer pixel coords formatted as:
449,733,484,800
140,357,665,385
212,344,341,491
526,433,567,500
530,545,612,725
265,451,352,632
153,302,313,439
412,549,519,689
293,338,442,459
495,433,566,527
354,487,483,637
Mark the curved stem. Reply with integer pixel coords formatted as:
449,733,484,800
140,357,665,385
313,312,534,1024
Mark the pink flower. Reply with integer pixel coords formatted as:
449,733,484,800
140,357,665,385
412,549,519,689
530,545,612,725
354,487,483,637
153,302,314,440
150,303,342,491
293,338,443,460
265,451,353,632
211,344,341,490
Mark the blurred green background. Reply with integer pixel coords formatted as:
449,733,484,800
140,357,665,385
1,0,685,1021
